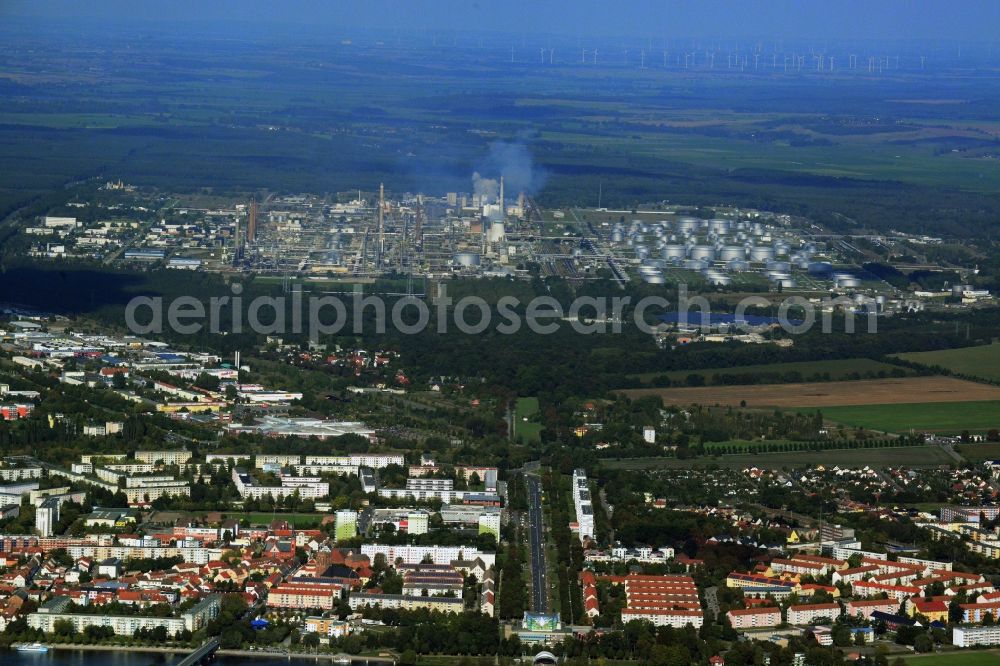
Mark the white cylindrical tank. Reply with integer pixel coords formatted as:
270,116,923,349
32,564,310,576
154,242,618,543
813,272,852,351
689,245,716,261
750,246,775,262
662,244,686,260
766,260,791,272
676,217,700,233
720,245,746,261
726,259,749,272
708,218,731,234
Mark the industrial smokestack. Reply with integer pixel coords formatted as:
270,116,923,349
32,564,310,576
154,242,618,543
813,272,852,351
499,176,505,222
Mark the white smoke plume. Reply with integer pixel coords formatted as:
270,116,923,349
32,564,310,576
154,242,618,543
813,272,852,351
472,140,547,201
472,172,499,201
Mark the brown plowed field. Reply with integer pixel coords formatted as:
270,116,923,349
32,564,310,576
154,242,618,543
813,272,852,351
618,376,1000,408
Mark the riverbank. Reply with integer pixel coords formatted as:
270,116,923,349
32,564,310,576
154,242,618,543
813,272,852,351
219,649,395,663
36,643,395,663
46,643,185,655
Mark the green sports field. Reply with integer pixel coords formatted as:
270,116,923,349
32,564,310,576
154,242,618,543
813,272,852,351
515,397,543,443
903,650,1000,665
895,344,1000,382
818,401,1000,434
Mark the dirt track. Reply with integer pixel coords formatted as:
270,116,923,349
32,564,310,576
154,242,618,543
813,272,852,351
619,376,1000,408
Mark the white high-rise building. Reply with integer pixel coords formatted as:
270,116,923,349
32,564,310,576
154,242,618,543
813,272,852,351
35,498,59,537
478,513,501,539
572,469,595,543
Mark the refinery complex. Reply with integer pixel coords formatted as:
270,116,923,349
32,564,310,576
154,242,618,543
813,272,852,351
25,179,990,320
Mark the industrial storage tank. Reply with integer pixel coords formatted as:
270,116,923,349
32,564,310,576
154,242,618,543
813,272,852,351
773,242,790,257
662,244,687,260
635,246,649,260
720,245,746,261
689,245,716,261
833,273,861,288
611,230,624,244
683,259,708,270
766,260,791,272
769,274,796,288
643,273,665,284
749,246,775,262
453,252,481,267
808,261,833,275
703,269,731,286
708,218,731,234
726,259,749,272
676,217,700,233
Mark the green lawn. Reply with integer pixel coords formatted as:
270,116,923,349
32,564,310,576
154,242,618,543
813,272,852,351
240,512,326,528
903,650,1000,665
630,358,912,385
515,397,543,443
819,401,1000,434
895,344,1000,382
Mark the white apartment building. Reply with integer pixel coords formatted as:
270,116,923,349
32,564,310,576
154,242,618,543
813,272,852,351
360,544,495,568
621,608,703,628
134,450,192,465
572,469,595,543
231,468,329,500
954,625,1000,648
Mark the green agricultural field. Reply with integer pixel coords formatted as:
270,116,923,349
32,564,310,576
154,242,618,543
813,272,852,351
630,358,912,386
895,344,1000,382
818,401,1000,434
904,650,1000,666
515,397,543,443
601,444,955,470
955,442,1000,463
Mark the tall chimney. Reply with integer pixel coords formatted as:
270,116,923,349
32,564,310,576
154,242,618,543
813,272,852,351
499,175,505,222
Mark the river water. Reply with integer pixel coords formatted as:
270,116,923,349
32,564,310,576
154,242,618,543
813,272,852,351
0,650,318,665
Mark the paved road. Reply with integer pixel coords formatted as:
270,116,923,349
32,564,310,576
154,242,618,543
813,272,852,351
704,586,720,619
526,474,548,613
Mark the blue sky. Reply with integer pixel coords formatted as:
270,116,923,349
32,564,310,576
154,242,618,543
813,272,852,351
5,0,999,41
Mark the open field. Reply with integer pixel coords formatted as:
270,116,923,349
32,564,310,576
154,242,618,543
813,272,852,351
628,358,913,385
903,650,1000,666
515,397,543,443
821,401,1000,434
955,443,1000,462
600,445,956,470
619,376,1000,408
895,343,1000,382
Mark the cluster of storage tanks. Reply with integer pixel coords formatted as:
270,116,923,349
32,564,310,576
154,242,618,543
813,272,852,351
611,217,825,288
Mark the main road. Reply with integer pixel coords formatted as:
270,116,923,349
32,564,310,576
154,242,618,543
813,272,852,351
526,474,548,613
